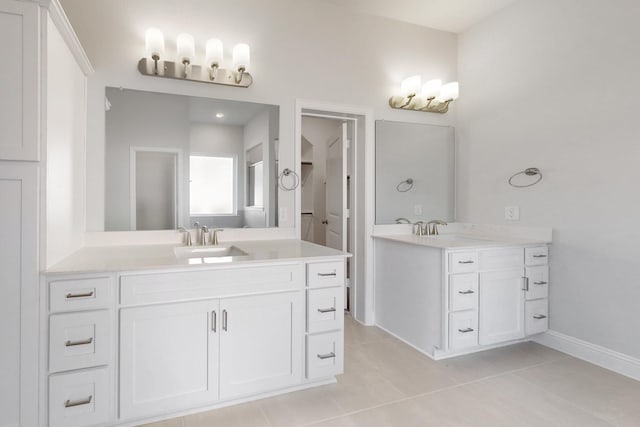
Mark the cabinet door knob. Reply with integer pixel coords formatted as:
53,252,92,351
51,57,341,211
65,337,93,347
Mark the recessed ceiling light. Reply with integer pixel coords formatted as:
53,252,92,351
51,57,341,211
215,112,225,118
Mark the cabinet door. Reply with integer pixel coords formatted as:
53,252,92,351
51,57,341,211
219,292,303,399
479,268,525,345
119,300,220,419
0,0,39,160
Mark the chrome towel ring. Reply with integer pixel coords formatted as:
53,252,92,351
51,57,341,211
278,168,300,191
508,167,543,188
396,178,414,192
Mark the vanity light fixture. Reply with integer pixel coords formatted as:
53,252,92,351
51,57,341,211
389,76,459,113
215,112,225,118
138,28,253,88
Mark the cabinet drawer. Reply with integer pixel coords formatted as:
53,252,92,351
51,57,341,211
49,276,113,313
448,252,479,274
49,367,110,427
120,263,304,305
525,299,549,336
306,331,343,379
525,266,549,301
479,248,523,271
525,246,549,266
49,311,111,373
307,261,345,288
449,311,478,350
449,274,479,312
307,287,344,333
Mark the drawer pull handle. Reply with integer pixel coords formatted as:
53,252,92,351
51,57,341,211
64,396,92,408
458,290,475,295
532,254,547,258
533,314,548,320
211,310,217,332
65,338,93,347
457,260,475,264
458,328,474,333
317,352,336,360
533,281,548,285
222,309,228,331
522,277,530,291
317,271,337,277
318,307,337,313
65,291,94,299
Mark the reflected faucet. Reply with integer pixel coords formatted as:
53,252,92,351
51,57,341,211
413,221,425,236
395,217,411,224
426,220,448,235
200,225,209,245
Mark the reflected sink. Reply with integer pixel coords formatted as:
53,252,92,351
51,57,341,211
174,245,248,259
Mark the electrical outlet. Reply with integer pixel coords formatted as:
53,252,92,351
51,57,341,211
505,206,520,221
279,207,288,223
414,204,423,216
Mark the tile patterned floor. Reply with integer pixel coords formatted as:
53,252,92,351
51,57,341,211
143,315,640,427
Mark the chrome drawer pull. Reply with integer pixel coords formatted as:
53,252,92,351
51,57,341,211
522,277,530,291
65,291,94,299
533,314,547,320
317,352,336,360
533,281,548,285
222,309,228,331
211,310,217,332
458,328,474,333
64,396,92,408
457,260,475,264
317,307,337,313
458,290,475,295
65,337,93,347
317,271,337,277
532,254,547,258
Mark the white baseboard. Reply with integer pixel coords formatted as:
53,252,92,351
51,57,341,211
533,330,640,381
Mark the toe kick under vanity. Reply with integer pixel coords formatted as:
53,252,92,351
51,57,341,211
373,225,551,359
42,240,348,427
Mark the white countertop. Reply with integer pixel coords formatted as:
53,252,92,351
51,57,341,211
372,233,550,250
45,239,350,275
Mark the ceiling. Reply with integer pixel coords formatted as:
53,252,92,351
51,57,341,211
189,97,273,126
315,0,520,33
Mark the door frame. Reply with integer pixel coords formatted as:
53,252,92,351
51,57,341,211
129,146,183,231
295,100,375,325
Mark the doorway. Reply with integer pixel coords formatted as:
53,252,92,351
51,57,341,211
296,102,375,324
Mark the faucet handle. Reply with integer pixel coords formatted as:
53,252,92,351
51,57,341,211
211,228,224,245
177,227,192,246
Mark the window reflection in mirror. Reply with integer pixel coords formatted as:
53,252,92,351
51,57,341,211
104,87,279,231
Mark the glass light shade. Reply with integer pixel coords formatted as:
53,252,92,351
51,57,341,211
145,28,165,59
176,33,195,63
438,82,459,102
205,38,224,67
421,79,442,99
400,75,421,97
232,43,251,70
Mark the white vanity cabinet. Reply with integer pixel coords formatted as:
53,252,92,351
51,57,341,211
374,236,550,360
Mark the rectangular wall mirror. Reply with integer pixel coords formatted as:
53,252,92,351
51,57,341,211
375,121,455,225
104,87,279,231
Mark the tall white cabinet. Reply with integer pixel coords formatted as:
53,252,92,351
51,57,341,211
0,1,91,426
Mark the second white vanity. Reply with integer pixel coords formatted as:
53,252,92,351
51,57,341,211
43,240,348,427
373,224,551,359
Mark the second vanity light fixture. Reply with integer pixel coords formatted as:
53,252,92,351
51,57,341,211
389,76,459,113
139,28,253,88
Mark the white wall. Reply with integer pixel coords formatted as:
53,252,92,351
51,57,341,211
45,14,87,267
457,0,640,358
58,0,458,232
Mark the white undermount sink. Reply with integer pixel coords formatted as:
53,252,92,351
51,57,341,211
173,245,248,259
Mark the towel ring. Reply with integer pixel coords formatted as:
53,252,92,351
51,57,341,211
396,178,414,192
278,168,300,191
508,167,543,188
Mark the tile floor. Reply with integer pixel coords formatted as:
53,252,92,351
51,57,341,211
144,315,640,427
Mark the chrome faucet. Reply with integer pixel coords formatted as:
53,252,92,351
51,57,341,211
413,221,425,236
211,228,224,245
200,225,209,245
178,227,192,246
426,220,448,235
